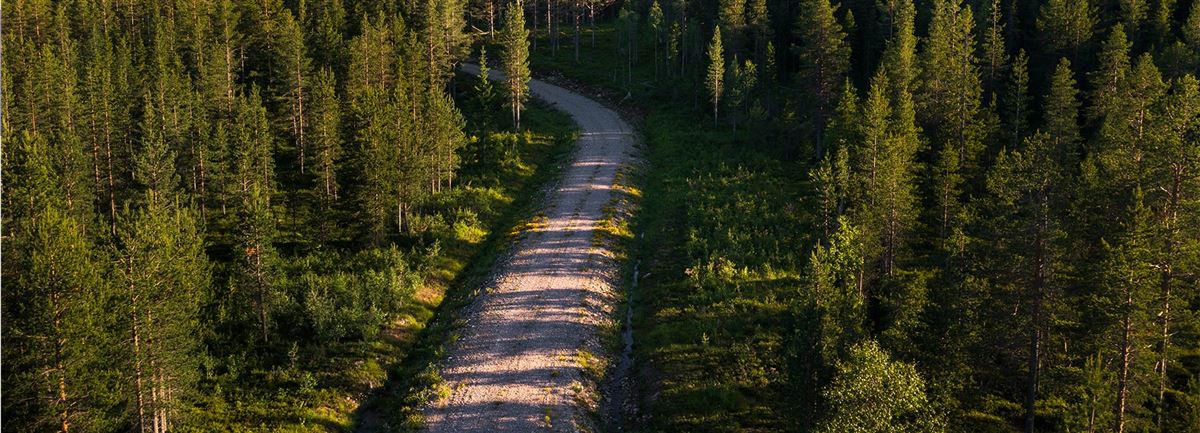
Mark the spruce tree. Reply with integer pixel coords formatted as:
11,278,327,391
501,0,531,129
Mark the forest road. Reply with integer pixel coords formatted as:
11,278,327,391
419,64,637,432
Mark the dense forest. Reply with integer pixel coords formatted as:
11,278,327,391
0,0,564,429
535,0,1200,431
4,0,1200,431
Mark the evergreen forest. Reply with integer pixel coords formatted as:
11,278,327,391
3,0,1200,432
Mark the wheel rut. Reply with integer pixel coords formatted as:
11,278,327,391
420,64,637,433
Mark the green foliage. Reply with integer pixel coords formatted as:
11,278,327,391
815,341,944,433
1036,0,1097,55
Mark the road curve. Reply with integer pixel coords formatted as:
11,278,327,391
420,64,636,432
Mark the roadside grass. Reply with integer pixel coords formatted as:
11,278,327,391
533,23,817,433
353,80,580,431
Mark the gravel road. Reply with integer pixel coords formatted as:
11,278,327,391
420,64,636,432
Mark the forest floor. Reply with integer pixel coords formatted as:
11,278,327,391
416,64,639,432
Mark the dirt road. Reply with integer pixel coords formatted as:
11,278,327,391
420,65,636,432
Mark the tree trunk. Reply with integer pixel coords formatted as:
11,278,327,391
131,271,147,433
1115,283,1132,433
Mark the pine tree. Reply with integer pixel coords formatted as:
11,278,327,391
794,0,850,153
1089,25,1132,123
306,0,347,70
1036,0,1097,57
115,196,207,433
475,46,496,108
1043,58,1081,171
981,0,1007,96
230,89,279,343
1186,2,1200,52
717,0,746,58
649,0,665,79
273,9,313,173
425,87,467,192
746,0,770,64
1146,74,1200,431
881,0,917,99
4,133,108,432
1002,50,1031,149
919,0,983,237
308,68,341,203
502,0,531,129
706,27,725,123
1118,0,1148,40
201,0,241,116
879,82,921,276
1099,191,1158,433
806,217,868,365
987,130,1072,433
80,25,130,233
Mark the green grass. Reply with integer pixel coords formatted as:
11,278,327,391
531,23,817,433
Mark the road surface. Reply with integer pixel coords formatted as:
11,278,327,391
421,64,636,432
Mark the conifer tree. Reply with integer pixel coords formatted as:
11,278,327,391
649,0,665,79
306,0,348,70
794,0,850,153
878,82,921,276
717,0,746,57
308,68,341,203
475,46,496,108
1002,50,1031,149
746,0,770,64
1186,2,1200,52
1146,74,1200,431
881,0,917,98
230,89,279,343
806,217,868,365
706,27,725,123
201,0,241,116
80,26,131,233
1043,58,1081,170
1036,0,1097,57
115,197,207,433
981,0,1006,96
987,130,1072,433
1089,25,1132,123
273,10,313,173
1100,191,1158,433
426,87,468,191
4,133,108,432
919,0,983,237
502,0,531,129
